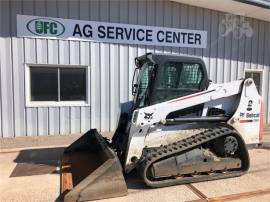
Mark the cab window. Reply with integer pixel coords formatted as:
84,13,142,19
134,62,154,107
152,62,203,104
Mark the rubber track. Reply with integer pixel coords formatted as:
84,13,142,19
138,126,250,188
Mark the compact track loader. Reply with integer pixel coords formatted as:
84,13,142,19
60,53,264,202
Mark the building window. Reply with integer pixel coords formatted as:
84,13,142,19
244,69,263,95
26,65,89,107
59,68,86,101
30,67,58,101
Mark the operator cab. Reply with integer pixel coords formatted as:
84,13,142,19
132,53,209,109
114,53,210,160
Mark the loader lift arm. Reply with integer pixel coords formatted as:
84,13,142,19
124,79,244,172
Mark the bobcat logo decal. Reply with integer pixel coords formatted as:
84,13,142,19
144,112,153,120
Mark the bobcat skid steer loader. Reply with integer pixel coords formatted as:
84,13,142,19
60,53,264,202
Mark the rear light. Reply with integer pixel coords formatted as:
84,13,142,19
259,98,265,141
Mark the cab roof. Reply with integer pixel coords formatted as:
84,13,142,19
135,52,205,67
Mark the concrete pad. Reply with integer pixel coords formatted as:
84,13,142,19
0,149,199,202
1,136,270,202
0,132,113,152
238,195,270,202
0,152,18,177
0,134,80,152
97,185,199,202
0,151,60,202
0,174,59,202
192,149,270,199
99,170,200,202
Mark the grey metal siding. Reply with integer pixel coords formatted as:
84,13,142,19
0,0,269,138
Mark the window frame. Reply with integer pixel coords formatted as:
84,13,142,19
25,63,90,107
244,69,264,95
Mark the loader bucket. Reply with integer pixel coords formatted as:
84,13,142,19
60,129,128,202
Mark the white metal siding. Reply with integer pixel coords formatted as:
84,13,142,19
0,0,269,137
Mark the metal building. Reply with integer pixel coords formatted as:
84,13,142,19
0,0,269,138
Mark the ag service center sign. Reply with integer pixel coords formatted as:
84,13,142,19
17,15,207,48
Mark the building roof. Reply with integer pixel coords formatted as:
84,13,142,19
172,0,270,22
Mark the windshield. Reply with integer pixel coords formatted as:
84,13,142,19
134,61,154,108
151,62,203,104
